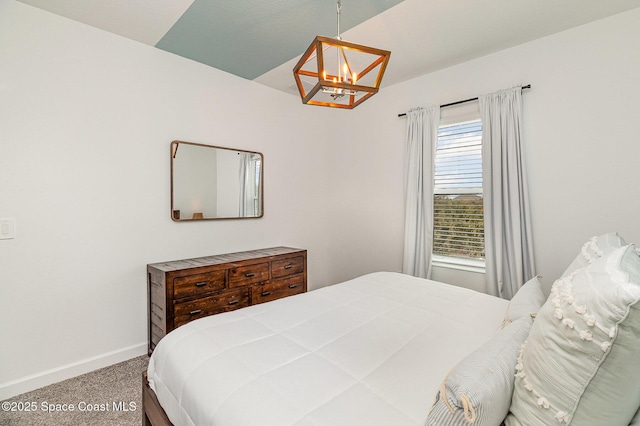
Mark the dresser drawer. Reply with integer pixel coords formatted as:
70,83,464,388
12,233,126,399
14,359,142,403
148,247,307,355
229,263,269,288
173,270,226,300
252,275,304,305
174,289,249,328
271,256,305,279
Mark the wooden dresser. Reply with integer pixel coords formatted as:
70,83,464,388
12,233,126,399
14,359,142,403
147,246,307,354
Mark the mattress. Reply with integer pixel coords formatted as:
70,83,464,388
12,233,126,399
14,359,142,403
147,271,508,426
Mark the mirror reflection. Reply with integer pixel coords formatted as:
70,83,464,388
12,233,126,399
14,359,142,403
171,141,263,221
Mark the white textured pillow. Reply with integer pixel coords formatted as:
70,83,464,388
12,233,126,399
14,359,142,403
504,276,546,325
560,232,627,278
506,245,640,426
427,317,532,426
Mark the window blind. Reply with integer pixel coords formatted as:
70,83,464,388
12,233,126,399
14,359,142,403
433,119,485,260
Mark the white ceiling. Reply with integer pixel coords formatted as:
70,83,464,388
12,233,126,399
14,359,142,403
17,0,640,96
18,0,195,45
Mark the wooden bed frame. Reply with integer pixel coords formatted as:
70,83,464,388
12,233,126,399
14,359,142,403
142,372,173,426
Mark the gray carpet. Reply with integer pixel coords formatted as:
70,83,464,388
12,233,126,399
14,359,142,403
0,355,149,426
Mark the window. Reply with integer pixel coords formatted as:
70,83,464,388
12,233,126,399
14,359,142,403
433,118,485,269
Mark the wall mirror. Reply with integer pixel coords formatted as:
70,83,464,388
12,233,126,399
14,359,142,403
171,141,263,221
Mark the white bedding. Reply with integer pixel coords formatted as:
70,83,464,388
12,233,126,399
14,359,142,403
148,272,508,426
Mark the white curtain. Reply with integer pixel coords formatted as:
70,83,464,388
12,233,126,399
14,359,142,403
479,87,536,299
238,152,249,216
402,106,440,278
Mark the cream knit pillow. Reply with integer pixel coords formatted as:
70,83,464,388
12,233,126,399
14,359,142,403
503,276,546,326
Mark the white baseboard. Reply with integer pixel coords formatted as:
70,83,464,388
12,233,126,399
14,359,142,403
0,342,147,401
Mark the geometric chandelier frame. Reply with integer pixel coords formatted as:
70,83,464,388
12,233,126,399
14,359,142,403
293,36,391,109
292,1,391,109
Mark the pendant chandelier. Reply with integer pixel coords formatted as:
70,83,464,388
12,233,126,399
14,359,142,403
293,0,391,109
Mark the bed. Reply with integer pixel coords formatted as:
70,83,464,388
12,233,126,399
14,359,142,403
143,235,640,426
143,271,508,426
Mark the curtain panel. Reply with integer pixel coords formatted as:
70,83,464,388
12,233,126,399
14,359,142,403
480,87,536,299
402,106,440,278
238,152,249,216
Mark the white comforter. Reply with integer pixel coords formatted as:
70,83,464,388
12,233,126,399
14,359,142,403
148,272,508,426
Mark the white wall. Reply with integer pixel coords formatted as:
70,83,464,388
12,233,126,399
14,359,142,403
0,0,390,399
215,149,238,218
353,7,640,293
173,143,218,218
2,0,640,400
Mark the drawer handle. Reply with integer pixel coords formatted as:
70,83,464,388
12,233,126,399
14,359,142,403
195,282,207,287
228,300,239,305
261,291,272,297
245,273,255,278
284,264,293,269
288,284,298,289
189,309,202,315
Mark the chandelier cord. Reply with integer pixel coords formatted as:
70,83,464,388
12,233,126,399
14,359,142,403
336,0,342,82
336,0,342,40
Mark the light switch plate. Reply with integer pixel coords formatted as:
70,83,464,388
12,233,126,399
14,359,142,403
0,218,16,240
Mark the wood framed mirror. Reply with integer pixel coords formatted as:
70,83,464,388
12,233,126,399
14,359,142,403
171,141,263,221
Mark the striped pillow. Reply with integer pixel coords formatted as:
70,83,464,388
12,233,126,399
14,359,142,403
426,317,533,425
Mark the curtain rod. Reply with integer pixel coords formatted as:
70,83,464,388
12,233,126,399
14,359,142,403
397,84,531,117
